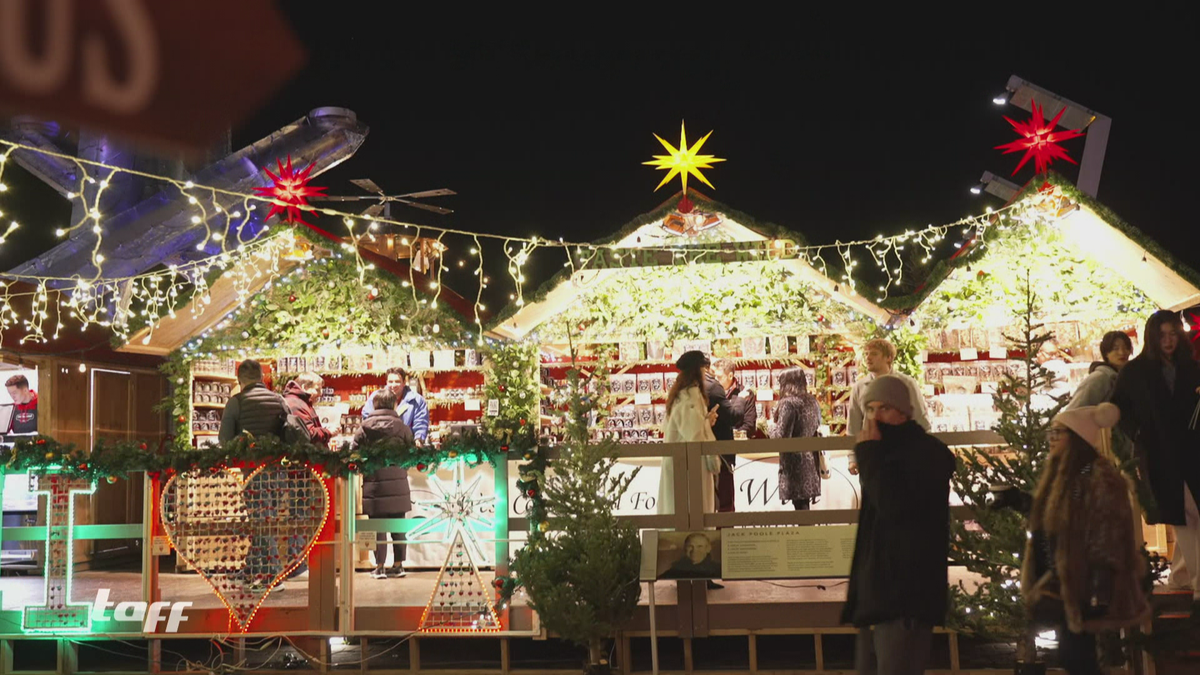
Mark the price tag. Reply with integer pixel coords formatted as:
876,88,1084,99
355,530,376,554
756,389,774,402
634,393,652,405
151,536,171,556
487,399,500,416
959,348,979,361
989,347,1007,359
464,399,481,411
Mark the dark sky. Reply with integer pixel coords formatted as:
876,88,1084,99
3,22,1195,319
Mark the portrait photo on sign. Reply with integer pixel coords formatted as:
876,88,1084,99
656,530,722,580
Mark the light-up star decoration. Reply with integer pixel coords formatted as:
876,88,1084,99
643,121,725,213
407,462,495,564
995,101,1085,176
252,155,327,227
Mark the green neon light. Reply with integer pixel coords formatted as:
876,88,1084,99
21,472,97,633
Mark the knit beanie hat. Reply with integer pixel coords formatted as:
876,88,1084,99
675,350,710,372
1053,402,1121,455
863,375,914,417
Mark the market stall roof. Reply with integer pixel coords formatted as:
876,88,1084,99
881,173,1200,317
489,190,891,341
119,225,483,356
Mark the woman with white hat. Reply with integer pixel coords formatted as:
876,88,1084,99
1022,403,1150,674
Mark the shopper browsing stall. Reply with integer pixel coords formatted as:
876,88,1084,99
1022,403,1149,675
219,360,288,443
1112,310,1200,600
283,373,333,444
843,375,954,675
847,338,930,475
362,366,429,444
712,359,755,512
660,350,719,517
771,367,824,511
1064,331,1133,410
354,388,415,579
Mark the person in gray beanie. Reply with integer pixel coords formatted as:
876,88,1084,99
842,375,955,675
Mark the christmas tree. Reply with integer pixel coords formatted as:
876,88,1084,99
947,274,1064,661
506,350,642,675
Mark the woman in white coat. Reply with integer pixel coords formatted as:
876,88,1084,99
659,351,720,517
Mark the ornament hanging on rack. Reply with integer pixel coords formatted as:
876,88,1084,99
995,101,1085,176
252,155,327,227
418,528,502,633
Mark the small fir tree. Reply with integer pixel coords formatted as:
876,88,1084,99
507,349,642,675
947,274,1065,660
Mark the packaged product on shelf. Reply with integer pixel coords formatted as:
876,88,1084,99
663,371,678,392
646,341,665,360
843,366,858,386
832,368,847,387
636,374,652,394
769,335,790,357
619,342,643,362
648,373,664,393
801,367,817,390
653,404,667,426
636,404,654,427
621,374,637,395
742,336,766,358
795,335,811,357
756,370,771,390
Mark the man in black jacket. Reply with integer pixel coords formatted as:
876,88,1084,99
219,360,287,443
712,359,756,513
704,363,736,514
353,389,416,579
842,375,954,675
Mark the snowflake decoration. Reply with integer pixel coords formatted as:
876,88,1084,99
407,462,495,564
252,155,326,227
995,101,1085,176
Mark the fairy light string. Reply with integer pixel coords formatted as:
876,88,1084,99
1,137,1048,347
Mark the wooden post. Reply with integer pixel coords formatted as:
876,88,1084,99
747,634,758,673
682,637,693,675
341,477,356,635
500,637,510,675
949,631,960,674
409,637,420,674
814,632,824,672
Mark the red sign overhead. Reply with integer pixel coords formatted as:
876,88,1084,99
0,0,305,154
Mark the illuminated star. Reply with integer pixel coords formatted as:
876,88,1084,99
407,462,495,564
643,121,726,194
252,155,327,227
995,101,1085,176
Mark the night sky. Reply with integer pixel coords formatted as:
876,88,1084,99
2,24,1195,320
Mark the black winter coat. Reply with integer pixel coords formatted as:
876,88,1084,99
353,409,415,516
1112,354,1200,525
218,382,286,443
726,383,758,436
841,420,955,627
705,376,734,442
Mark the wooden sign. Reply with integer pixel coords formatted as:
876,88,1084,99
0,1,304,153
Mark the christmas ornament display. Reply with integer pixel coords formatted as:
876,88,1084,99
417,530,501,633
995,100,1085,176
252,155,327,227
407,462,495,565
160,462,329,632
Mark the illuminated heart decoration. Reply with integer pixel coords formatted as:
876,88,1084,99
159,462,329,632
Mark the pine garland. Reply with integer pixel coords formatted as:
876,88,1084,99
3,429,524,483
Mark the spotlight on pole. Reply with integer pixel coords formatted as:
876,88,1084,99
970,183,984,195
992,93,1009,105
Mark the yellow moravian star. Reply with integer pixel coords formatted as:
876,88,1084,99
643,121,726,193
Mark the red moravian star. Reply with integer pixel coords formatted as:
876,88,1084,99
252,156,326,227
995,101,1085,176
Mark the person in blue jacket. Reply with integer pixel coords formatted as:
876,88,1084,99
362,366,429,444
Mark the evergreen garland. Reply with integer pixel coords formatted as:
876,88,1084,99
3,429,519,483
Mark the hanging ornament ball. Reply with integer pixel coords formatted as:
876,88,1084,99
416,463,427,472
281,457,291,467
139,442,148,451
526,488,537,497
493,578,506,589
106,475,118,484
45,452,56,460
177,415,187,423
77,463,89,471
35,438,46,445
538,521,549,532
519,418,526,426
448,451,458,459
289,294,297,303
523,452,533,460
322,329,330,338
347,463,358,472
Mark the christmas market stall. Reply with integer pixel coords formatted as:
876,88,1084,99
490,188,895,517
